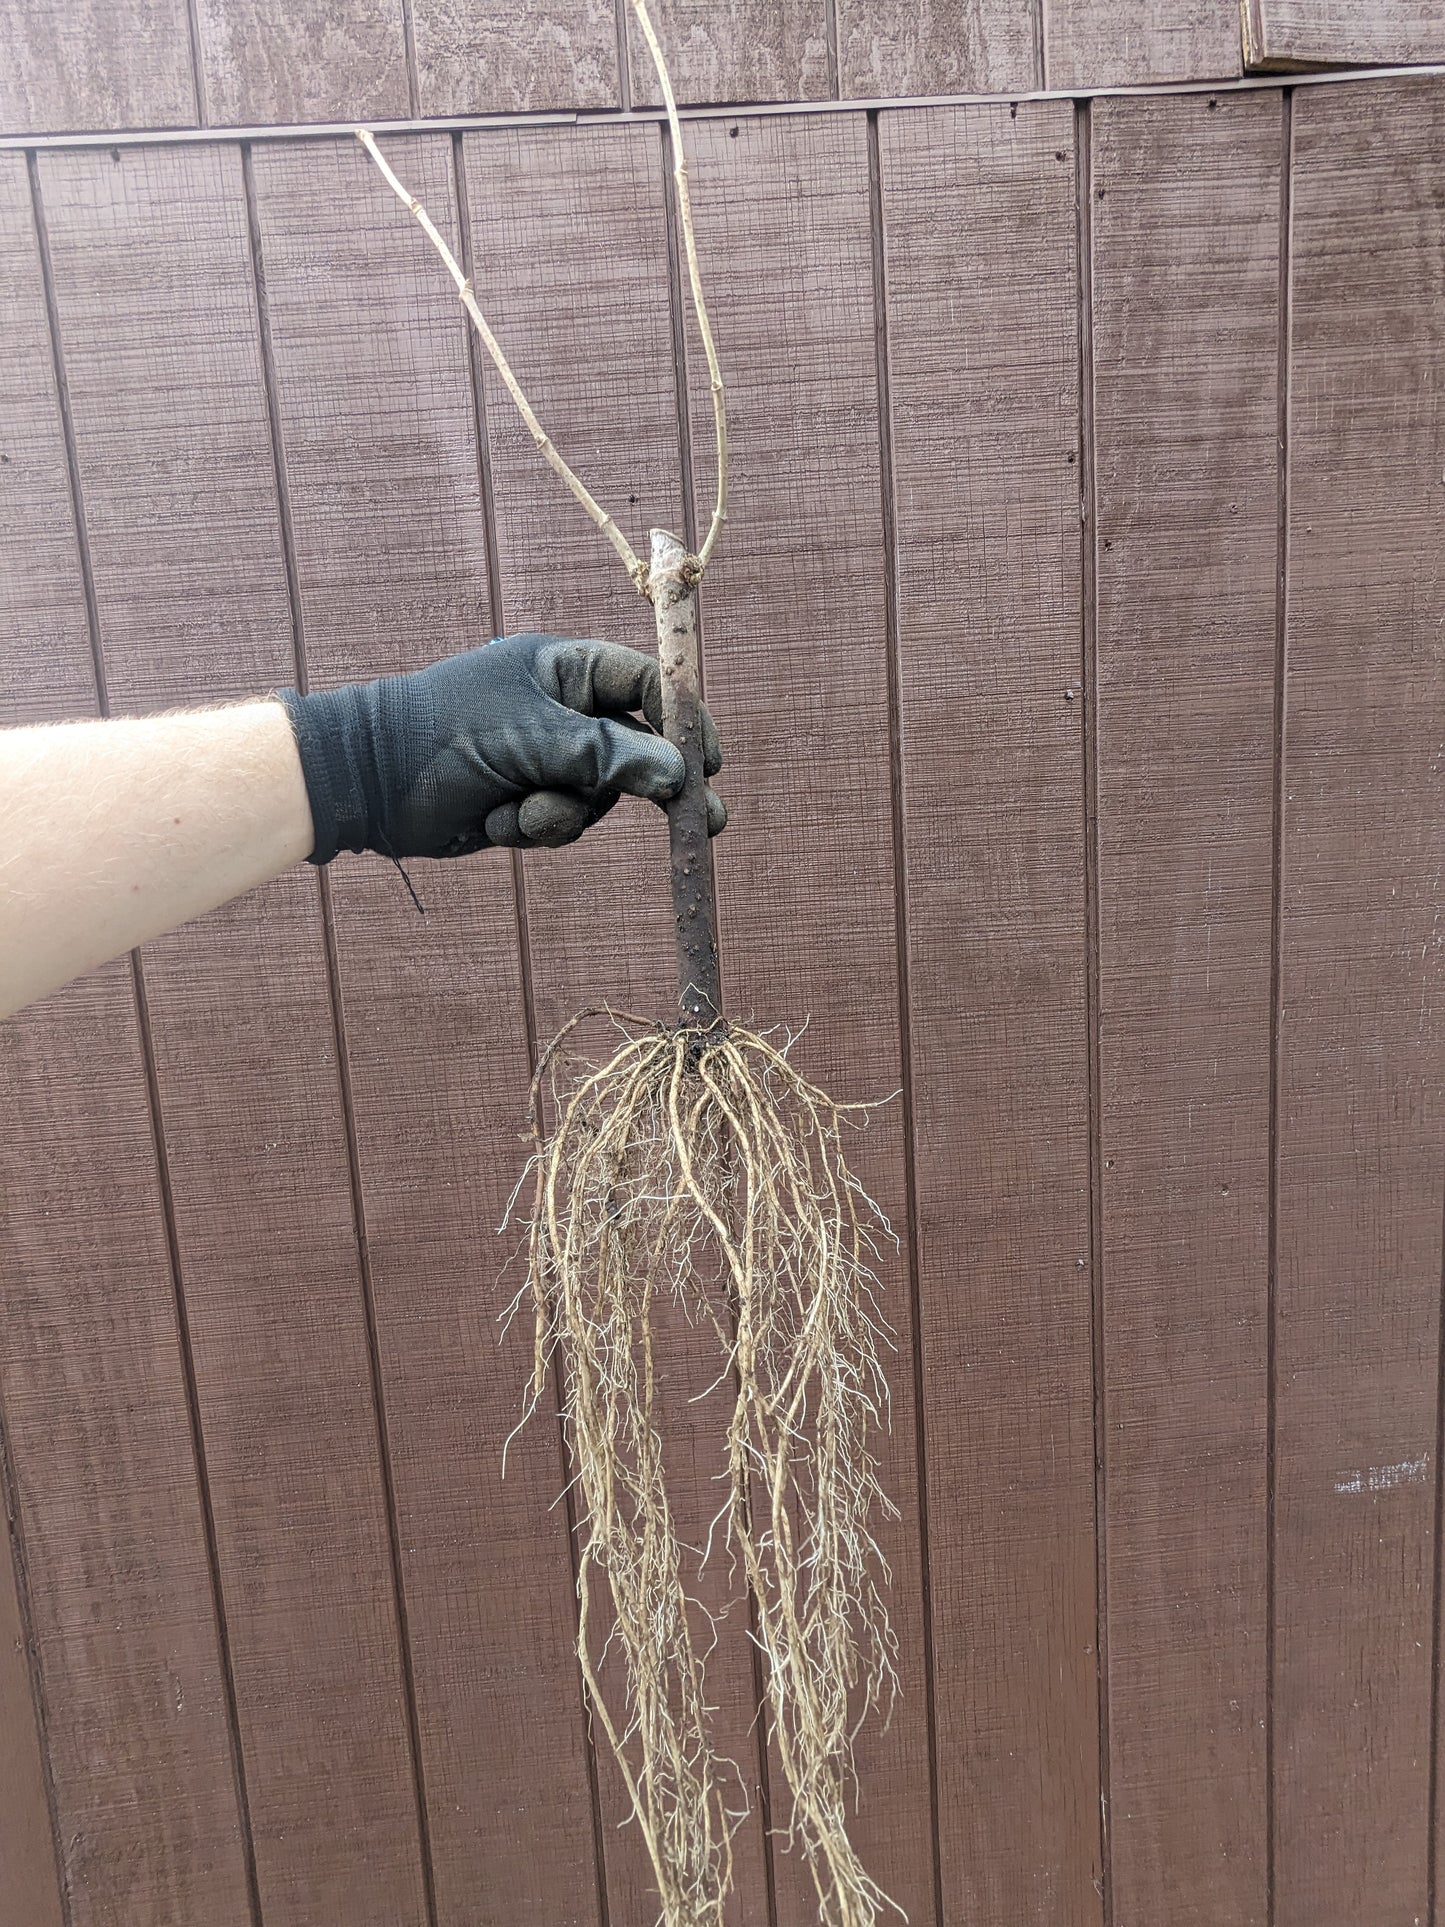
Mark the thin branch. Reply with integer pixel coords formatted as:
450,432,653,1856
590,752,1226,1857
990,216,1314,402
630,0,728,570
355,126,650,593
355,0,728,590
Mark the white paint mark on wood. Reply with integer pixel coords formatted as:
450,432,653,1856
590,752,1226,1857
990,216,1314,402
1334,1456,1431,1496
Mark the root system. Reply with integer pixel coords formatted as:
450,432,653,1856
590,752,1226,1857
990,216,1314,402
508,1014,903,1927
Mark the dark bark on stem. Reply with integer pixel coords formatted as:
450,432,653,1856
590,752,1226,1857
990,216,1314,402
650,526,722,1025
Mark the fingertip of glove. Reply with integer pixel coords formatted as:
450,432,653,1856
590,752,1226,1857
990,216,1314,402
483,800,525,847
700,708,724,777
518,788,593,847
615,729,686,804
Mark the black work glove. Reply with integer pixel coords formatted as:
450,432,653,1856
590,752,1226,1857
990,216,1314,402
277,634,726,863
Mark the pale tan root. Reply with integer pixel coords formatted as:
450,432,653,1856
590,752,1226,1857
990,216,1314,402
514,1017,905,1927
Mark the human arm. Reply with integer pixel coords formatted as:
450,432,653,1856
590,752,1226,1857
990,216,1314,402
1,633,724,1022
0,701,311,1020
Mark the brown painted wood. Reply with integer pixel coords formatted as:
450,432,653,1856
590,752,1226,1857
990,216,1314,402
625,0,830,108
678,109,937,1927
0,964,260,1927
247,129,606,1927
460,121,679,1032
0,157,70,1861
412,0,618,114
878,98,1101,1925
1246,0,1445,67
461,119,777,1927
193,0,410,126
0,159,96,723
1089,88,1280,1925
1275,74,1445,1927
7,73,1445,1927
35,141,429,1925
0,1504,61,1927
0,0,195,135
1045,0,1241,89
0,153,68,1879
836,0,1038,98
0,153,252,1926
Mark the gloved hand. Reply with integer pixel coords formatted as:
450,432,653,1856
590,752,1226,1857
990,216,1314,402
277,634,726,863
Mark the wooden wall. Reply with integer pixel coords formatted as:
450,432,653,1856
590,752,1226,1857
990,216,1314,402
0,0,1256,134
1,63,1443,1927
7,0,1445,138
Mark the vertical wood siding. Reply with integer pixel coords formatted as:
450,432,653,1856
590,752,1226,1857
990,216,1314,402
244,130,605,1926
682,109,936,1924
1,72,1443,1927
1274,73,1445,1927
34,138,431,1926
878,96,1099,1926
1089,87,1281,1925
1,149,257,1927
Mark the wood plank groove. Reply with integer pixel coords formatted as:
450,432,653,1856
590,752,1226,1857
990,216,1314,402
247,128,606,1927
1275,74,1445,1927
0,1457,63,1927
34,139,430,1927
1089,87,1282,1926
1,150,253,1927
878,96,1101,1925
461,117,778,1927
680,107,937,1927
865,104,947,1927
241,138,443,1927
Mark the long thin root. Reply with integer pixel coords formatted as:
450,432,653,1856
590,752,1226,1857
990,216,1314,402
515,1016,902,1927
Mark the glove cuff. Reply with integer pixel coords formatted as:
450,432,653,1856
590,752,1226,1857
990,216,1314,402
274,684,374,865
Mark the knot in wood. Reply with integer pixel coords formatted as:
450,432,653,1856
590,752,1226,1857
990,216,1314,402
648,556,703,610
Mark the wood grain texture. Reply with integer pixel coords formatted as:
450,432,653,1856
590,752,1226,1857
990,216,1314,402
193,0,410,127
1,152,252,1927
0,967,258,1927
462,119,776,1927
248,130,605,1927
0,169,68,1927
1045,0,1241,89
0,0,195,136
1245,0,1445,67
1089,89,1280,1925
678,109,936,1927
460,121,679,1040
413,0,617,113
0,1500,61,1927
625,0,830,107
36,141,429,1925
836,0,1038,98
1275,74,1445,1927
0,157,95,723
878,99,1101,1925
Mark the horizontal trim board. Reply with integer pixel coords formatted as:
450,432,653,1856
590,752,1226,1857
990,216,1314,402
2,61,1443,151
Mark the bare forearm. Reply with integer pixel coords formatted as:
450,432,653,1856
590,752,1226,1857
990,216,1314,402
0,703,313,1019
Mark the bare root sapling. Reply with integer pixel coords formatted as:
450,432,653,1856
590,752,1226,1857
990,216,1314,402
358,9,903,1920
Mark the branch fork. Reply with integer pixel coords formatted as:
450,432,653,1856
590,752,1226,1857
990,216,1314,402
354,0,726,599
